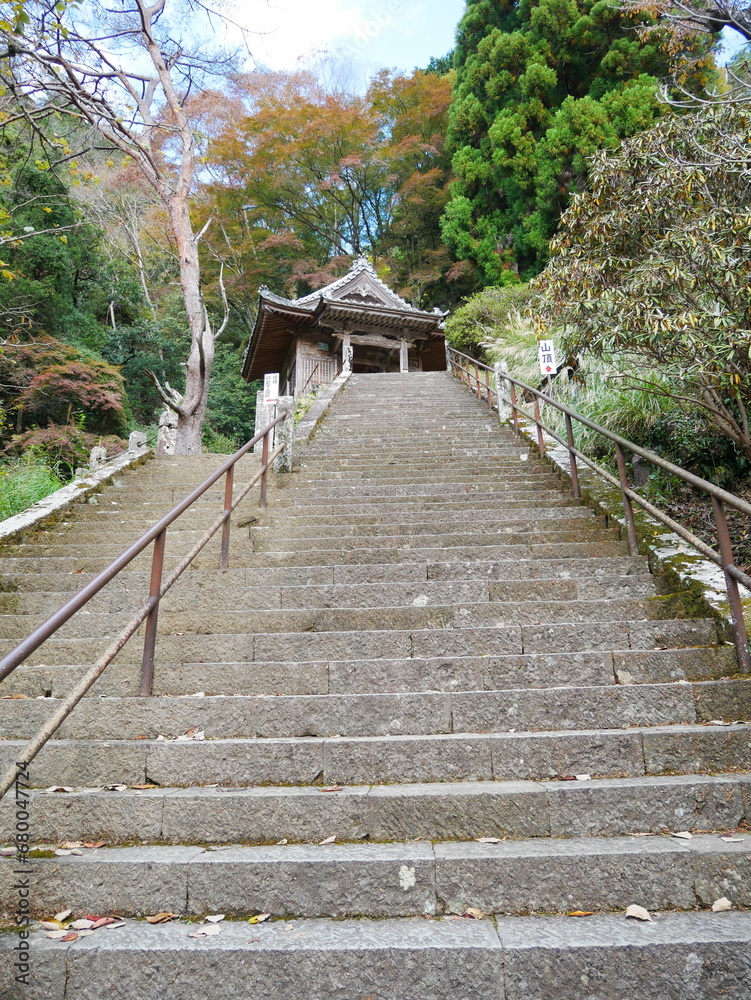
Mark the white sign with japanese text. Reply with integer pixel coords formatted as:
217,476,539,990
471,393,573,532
263,373,279,403
538,340,557,376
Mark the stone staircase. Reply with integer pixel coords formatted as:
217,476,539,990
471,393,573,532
1,370,750,998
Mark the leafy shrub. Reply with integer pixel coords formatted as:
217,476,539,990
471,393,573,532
2,424,126,478
445,285,531,358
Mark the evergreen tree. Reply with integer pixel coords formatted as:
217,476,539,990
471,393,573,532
441,0,714,284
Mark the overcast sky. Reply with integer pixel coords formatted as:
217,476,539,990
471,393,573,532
232,0,465,76
229,1,746,80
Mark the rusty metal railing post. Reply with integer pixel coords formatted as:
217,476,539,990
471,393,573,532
533,397,545,456
615,443,639,556
139,529,167,696
260,428,270,508
220,464,234,572
510,383,520,436
711,496,751,671
565,413,580,499
474,361,481,399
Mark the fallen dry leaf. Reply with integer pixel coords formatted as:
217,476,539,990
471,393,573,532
103,921,126,930
574,774,591,781
46,786,74,793
276,839,288,845
60,841,81,849
40,921,66,930
319,786,344,793
76,930,95,938
130,784,157,791
82,842,106,850
104,784,128,792
569,911,595,917
45,930,69,940
60,932,78,942
476,837,502,844
672,831,693,840
54,909,72,922
69,919,95,930
90,917,116,929
711,897,732,912
318,835,336,846
248,913,271,925
146,912,179,924
463,907,485,919
625,904,653,923
0,847,16,857
204,914,224,923
188,924,220,938
720,836,743,843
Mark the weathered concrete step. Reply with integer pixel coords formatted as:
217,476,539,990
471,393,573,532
249,512,600,540
0,556,652,593
1,773,747,844
248,527,622,554
1,679,746,740
1,723,749,788
10,910,747,1000
3,832,749,921
0,594,684,642
0,580,496,615
0,646,738,700
3,618,721,667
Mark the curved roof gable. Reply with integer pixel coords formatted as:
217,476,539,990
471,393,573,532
294,257,420,313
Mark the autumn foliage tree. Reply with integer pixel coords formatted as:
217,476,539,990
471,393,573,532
0,0,239,453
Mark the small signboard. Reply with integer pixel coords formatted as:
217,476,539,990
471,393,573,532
263,372,279,403
538,340,557,376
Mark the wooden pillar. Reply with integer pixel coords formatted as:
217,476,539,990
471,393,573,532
399,338,408,373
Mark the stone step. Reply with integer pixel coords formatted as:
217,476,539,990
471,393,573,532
0,594,688,642
0,574,655,619
1,618,721,666
1,679,746,740
1,723,748,788
0,556,652,593
1,773,747,844
2,646,737,700
3,832,749,921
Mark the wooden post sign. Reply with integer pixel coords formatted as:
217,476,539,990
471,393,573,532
263,373,280,404
538,340,557,376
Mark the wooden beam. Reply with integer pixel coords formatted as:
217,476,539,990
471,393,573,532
332,331,418,350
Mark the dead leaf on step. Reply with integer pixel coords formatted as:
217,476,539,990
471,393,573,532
60,842,81,850
54,909,72,922
248,913,270,925
81,842,106,849
574,774,591,781
463,907,485,919
55,849,73,856
59,932,78,942
204,914,225,923
476,837,502,844
69,919,95,930
188,924,220,938
625,904,653,922
319,786,343,793
45,930,71,940
672,831,693,840
0,847,16,856
103,921,126,929
146,912,179,924
318,835,336,845
711,897,732,912
720,836,743,843
40,921,67,931
276,839,288,845
569,911,595,917
76,929,95,938
130,785,157,791
90,917,117,929
46,786,73,793
104,784,128,792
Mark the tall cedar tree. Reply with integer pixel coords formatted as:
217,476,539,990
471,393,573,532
441,0,713,285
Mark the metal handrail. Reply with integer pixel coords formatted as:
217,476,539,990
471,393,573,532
446,345,751,670
0,409,291,799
